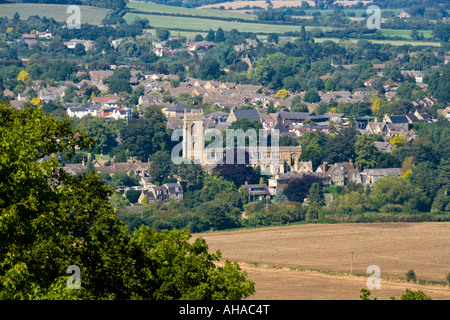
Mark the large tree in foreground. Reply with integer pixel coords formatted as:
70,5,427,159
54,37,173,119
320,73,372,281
0,101,254,300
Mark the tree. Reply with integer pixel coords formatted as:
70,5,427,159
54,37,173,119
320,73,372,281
275,89,289,99
323,126,357,164
303,88,321,103
405,269,417,282
156,28,170,41
267,33,279,44
108,172,141,189
108,67,132,94
284,174,325,203
308,182,325,207
354,61,375,81
117,105,169,161
0,100,255,300
272,190,288,203
432,21,450,43
31,98,43,109
324,77,336,91
73,43,86,56
369,176,430,212
196,55,223,80
390,135,406,149
77,117,118,155
149,150,174,185
215,28,226,42
205,29,215,42
407,161,438,200
354,135,379,171
398,289,431,300
195,201,241,230
299,131,328,169
17,70,30,83
362,288,431,300
215,148,260,189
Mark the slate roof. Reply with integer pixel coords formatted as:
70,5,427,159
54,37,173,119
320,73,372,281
167,102,190,112
387,115,409,123
232,109,261,122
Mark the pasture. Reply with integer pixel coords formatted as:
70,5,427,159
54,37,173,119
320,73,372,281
127,1,257,20
314,37,441,47
194,222,450,299
0,3,110,25
125,12,335,34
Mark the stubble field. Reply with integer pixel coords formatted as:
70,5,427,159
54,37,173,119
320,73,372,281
193,222,450,300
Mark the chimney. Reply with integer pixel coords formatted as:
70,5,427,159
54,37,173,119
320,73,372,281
323,161,328,173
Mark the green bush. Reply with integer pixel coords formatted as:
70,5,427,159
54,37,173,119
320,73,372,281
406,269,417,282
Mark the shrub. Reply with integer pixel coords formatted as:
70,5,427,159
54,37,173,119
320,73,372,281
406,269,417,282
379,203,403,213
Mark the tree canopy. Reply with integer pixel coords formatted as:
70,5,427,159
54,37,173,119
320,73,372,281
0,101,255,300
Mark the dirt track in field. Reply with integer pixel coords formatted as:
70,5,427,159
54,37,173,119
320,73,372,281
193,222,450,300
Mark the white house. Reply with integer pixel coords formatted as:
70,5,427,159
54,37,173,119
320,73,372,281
36,29,52,39
67,39,95,51
67,106,91,118
112,107,132,124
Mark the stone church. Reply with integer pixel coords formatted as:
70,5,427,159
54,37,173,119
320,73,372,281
181,109,302,175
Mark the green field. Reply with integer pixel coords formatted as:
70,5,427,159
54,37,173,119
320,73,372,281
127,1,257,20
0,3,110,25
301,8,405,17
314,37,441,47
125,12,335,34
380,28,433,39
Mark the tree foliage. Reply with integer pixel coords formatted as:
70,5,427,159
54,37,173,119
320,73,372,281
0,101,254,300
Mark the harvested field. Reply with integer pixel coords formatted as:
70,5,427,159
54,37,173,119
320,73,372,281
193,222,450,300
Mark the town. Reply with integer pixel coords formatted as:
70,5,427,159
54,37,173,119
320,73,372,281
0,0,449,302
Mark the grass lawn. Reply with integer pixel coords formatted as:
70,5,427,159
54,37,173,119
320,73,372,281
125,12,335,34
0,3,110,25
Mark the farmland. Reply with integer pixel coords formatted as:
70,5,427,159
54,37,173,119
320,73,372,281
127,1,257,20
193,222,450,300
0,3,110,25
124,1,440,45
314,37,441,47
125,12,335,34
199,0,372,10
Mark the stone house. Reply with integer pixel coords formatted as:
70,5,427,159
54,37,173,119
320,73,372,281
316,161,361,186
360,168,401,187
138,183,183,203
244,181,270,202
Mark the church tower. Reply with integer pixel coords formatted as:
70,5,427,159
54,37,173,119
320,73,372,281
182,109,205,165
